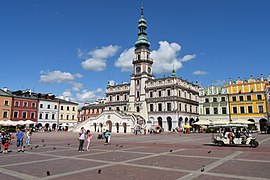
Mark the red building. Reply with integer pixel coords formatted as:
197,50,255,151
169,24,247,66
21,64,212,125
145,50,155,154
79,100,105,122
10,90,38,122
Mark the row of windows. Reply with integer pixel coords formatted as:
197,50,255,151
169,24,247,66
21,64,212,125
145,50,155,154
205,107,227,115
109,94,128,102
82,109,103,114
4,100,76,111
231,94,262,102
204,94,263,103
148,90,197,100
40,104,57,109
39,104,76,111
13,111,35,119
39,113,76,120
232,105,264,114
39,113,56,120
108,90,198,102
14,101,36,108
60,114,76,120
205,97,226,103
149,103,198,113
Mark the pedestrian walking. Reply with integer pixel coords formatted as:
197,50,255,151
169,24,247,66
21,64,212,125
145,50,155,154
16,128,24,152
78,127,86,152
86,130,92,151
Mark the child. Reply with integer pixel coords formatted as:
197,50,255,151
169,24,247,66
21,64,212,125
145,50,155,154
86,130,92,151
3,141,9,154
26,129,32,146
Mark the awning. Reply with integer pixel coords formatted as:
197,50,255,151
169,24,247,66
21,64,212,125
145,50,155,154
193,119,212,126
231,119,255,125
0,120,17,126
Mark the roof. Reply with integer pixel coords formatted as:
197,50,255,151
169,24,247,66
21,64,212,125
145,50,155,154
0,89,12,97
57,98,78,105
82,103,105,110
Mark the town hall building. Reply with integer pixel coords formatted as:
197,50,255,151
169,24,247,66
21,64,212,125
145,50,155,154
75,7,199,133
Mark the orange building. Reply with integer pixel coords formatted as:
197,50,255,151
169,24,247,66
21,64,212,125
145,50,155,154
227,76,268,131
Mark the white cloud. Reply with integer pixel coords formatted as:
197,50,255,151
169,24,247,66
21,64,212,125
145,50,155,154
76,88,104,103
193,70,208,75
81,58,106,72
90,45,120,59
74,73,83,78
80,45,120,71
180,54,196,62
115,47,135,72
151,41,183,74
72,82,83,92
113,41,196,74
62,91,72,97
95,88,103,93
39,70,82,84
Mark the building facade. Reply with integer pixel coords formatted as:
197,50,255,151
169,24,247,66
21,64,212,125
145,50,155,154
75,7,199,133
199,85,230,124
10,90,38,122
58,99,78,130
0,88,12,121
35,93,59,130
79,100,105,122
228,76,268,131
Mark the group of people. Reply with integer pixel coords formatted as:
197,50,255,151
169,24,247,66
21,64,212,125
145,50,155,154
78,127,112,152
78,127,93,152
97,129,111,145
0,127,32,154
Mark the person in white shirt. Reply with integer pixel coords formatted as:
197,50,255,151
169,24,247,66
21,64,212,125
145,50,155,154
78,127,86,152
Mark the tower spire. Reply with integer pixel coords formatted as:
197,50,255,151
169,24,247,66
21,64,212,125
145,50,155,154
135,5,150,48
141,3,144,16
171,65,176,77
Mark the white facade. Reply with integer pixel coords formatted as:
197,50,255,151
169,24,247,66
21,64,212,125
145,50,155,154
37,99,59,128
199,85,230,124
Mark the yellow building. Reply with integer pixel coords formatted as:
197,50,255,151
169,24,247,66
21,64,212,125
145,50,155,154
58,98,78,131
227,76,268,131
0,88,12,121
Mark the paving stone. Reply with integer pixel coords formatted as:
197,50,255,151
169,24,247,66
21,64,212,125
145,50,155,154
53,164,187,180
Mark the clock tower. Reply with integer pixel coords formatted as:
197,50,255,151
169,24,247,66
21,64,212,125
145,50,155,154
128,6,154,120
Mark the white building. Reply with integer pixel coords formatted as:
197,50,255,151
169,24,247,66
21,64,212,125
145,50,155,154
74,7,199,133
199,85,230,124
36,94,59,130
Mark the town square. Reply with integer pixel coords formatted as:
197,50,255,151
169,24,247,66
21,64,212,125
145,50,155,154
0,1,270,179
0,131,270,180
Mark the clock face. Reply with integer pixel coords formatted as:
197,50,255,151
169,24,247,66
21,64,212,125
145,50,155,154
136,66,141,73
148,67,151,73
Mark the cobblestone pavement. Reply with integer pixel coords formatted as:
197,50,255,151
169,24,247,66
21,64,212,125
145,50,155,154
0,131,270,180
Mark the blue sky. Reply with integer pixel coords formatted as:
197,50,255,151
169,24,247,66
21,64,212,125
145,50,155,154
0,0,269,104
